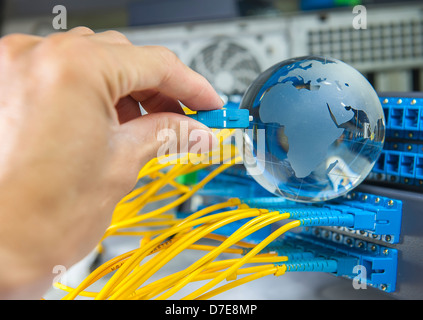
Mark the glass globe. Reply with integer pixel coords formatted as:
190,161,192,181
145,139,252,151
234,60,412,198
240,56,385,202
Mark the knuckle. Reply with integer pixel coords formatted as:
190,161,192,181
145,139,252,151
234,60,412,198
154,46,178,65
33,34,95,84
151,46,179,84
42,32,80,50
102,30,131,44
0,34,20,48
0,34,26,60
70,26,95,35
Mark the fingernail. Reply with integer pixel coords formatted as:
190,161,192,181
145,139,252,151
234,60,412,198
220,98,226,108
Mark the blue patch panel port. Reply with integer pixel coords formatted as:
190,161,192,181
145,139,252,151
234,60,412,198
400,154,416,178
373,151,385,173
390,108,404,129
404,107,420,130
385,152,400,175
416,156,423,180
360,249,398,292
383,107,389,127
284,233,398,292
420,108,423,132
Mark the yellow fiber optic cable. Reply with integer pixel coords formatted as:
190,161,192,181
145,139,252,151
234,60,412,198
58,126,246,300
194,262,283,282
199,254,280,275
95,206,251,299
63,231,188,300
130,256,287,300
66,131,245,298
112,161,228,226
203,233,256,248
62,248,138,300
186,244,244,255
163,211,282,283
104,225,213,299
111,164,191,223
151,211,286,300
182,218,300,300
112,229,169,238
172,198,241,230
148,257,287,300
135,127,235,183
53,282,98,298
146,211,281,299
59,256,285,300
143,256,287,300
153,171,191,193
137,131,236,181
107,209,262,299
146,189,185,203
191,264,279,285
104,207,257,299
111,130,239,226
195,265,287,300
103,160,241,239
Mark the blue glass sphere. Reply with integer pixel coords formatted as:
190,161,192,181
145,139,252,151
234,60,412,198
240,56,385,202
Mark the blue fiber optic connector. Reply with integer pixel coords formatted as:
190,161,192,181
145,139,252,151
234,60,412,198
241,191,403,244
186,109,251,129
284,233,398,292
244,240,358,277
282,259,339,273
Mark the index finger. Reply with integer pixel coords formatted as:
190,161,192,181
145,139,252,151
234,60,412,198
99,44,224,111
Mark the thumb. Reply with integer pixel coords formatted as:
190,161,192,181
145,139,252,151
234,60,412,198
117,112,218,168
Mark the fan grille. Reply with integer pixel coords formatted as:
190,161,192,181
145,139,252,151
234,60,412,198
190,40,261,95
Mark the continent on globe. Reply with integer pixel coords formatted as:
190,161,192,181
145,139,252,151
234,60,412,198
258,60,367,178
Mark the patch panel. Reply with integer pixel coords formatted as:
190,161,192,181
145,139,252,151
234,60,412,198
327,191,403,244
179,187,402,248
368,147,423,187
384,141,423,154
280,232,399,293
357,183,423,299
368,93,423,188
187,163,403,242
380,94,423,136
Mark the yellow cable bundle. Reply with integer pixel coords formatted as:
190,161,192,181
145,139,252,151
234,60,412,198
57,128,303,300
59,204,299,300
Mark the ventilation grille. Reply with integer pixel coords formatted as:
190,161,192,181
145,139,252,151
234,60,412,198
190,40,261,96
308,19,423,66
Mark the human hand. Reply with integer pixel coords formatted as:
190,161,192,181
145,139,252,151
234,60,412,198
0,27,222,298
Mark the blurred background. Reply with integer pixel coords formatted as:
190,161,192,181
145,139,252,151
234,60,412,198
1,0,422,96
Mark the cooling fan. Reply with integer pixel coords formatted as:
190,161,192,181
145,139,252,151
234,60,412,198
189,39,261,96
